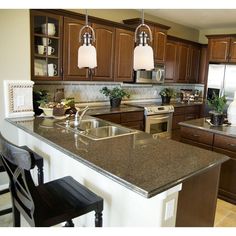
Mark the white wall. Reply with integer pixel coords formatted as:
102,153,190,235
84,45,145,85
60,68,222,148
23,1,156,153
0,9,30,138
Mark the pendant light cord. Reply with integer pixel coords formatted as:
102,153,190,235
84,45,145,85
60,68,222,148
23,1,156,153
141,9,144,25
85,9,88,26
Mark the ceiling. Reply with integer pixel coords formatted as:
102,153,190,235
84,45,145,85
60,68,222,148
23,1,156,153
145,9,236,30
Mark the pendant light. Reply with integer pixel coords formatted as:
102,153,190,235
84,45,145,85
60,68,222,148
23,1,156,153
78,10,97,69
133,10,154,71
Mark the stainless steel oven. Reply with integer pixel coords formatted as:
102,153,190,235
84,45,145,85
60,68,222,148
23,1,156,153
145,112,173,138
127,103,174,138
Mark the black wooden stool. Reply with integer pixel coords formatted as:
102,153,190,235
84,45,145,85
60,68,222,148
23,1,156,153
0,132,103,227
0,158,12,216
0,144,44,217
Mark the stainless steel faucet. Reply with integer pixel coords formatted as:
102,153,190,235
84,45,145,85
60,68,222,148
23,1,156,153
74,106,89,127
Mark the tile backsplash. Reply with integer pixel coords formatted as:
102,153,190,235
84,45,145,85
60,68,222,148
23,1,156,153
34,82,204,105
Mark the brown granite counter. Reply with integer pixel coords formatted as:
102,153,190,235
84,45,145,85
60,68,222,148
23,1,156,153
86,105,144,116
6,116,228,198
179,118,236,138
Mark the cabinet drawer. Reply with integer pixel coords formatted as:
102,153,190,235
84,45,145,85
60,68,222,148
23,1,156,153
120,111,144,122
181,138,212,150
172,114,185,130
214,134,236,153
121,121,144,131
180,126,214,145
173,107,186,115
94,113,121,124
186,105,200,114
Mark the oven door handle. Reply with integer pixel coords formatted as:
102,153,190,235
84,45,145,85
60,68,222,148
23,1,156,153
150,116,170,120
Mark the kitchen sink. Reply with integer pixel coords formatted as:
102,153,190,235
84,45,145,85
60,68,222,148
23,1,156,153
85,125,136,140
56,119,137,140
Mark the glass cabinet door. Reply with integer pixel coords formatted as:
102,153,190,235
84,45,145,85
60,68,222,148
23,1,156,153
31,10,62,80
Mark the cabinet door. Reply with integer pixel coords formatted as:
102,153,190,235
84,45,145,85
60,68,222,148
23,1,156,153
188,46,200,83
213,147,236,204
229,37,236,63
165,40,178,83
92,24,115,81
176,43,189,83
198,45,208,84
208,38,230,63
63,17,88,81
114,28,134,82
153,28,167,63
31,10,63,81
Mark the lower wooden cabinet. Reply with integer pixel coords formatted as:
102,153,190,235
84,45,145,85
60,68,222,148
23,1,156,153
172,105,201,130
93,111,144,131
180,126,236,205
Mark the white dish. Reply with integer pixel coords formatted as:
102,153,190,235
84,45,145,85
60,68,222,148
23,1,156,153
34,59,47,76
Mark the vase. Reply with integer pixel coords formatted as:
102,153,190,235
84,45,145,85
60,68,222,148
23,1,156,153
210,112,224,126
227,91,236,125
161,96,171,104
110,98,121,108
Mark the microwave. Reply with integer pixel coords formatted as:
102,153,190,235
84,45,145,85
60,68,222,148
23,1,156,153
134,64,165,84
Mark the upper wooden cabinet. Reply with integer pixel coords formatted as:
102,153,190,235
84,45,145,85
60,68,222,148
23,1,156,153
165,37,201,84
123,18,170,64
92,24,115,81
114,29,134,82
153,28,167,63
165,40,178,82
30,10,63,81
63,17,88,81
207,35,236,63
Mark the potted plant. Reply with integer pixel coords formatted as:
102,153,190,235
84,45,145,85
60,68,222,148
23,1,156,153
159,88,175,104
100,86,130,108
208,92,227,126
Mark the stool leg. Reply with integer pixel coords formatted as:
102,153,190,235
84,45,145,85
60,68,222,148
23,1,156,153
95,211,103,227
64,219,74,227
13,205,20,227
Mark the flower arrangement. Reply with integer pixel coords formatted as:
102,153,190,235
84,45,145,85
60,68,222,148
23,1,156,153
159,88,175,97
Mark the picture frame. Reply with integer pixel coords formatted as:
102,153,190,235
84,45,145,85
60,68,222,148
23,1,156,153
4,80,35,118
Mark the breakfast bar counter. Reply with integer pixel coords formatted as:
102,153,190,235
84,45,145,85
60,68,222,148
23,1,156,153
5,116,228,226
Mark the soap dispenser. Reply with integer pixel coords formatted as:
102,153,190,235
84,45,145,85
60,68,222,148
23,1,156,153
227,91,236,125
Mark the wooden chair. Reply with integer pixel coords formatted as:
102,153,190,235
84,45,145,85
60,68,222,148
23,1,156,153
0,133,103,227
0,158,12,216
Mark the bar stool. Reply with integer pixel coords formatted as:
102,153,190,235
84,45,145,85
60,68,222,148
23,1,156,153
0,132,103,227
0,158,12,216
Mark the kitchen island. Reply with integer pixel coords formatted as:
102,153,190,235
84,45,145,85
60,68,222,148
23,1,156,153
179,118,236,206
5,116,228,227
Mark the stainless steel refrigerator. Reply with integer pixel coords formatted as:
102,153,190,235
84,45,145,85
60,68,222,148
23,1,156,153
205,64,236,116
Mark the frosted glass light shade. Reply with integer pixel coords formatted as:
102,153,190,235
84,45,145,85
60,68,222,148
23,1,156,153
228,91,236,125
78,44,97,69
133,44,154,71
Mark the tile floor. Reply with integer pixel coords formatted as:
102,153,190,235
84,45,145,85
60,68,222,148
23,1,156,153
1,192,236,227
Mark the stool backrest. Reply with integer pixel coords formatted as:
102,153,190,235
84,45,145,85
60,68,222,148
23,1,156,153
0,133,42,226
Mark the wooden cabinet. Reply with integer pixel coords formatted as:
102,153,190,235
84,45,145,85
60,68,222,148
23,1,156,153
165,40,178,82
63,17,88,81
180,126,236,205
165,37,201,84
30,10,63,81
123,18,170,64
63,19,115,81
198,45,208,84
92,24,115,81
207,35,236,63
93,111,144,131
114,29,134,82
153,28,167,63
172,105,201,130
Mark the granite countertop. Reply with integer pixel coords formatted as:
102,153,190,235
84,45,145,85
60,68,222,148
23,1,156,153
171,101,203,108
6,116,228,198
179,118,236,138
86,105,144,116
